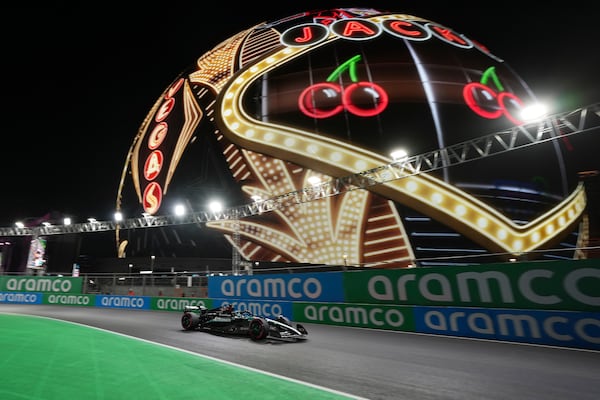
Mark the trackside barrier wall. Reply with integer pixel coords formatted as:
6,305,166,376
1,260,598,350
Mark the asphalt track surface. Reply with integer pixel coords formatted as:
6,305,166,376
2,305,599,400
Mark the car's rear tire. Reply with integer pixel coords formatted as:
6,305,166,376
249,318,269,341
181,312,200,330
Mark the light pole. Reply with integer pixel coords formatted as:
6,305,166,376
150,255,155,292
128,264,133,295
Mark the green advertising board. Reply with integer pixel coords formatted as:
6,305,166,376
44,293,95,306
343,259,600,311
0,276,83,294
150,297,212,312
293,302,415,331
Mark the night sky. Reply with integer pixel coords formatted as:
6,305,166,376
2,2,599,229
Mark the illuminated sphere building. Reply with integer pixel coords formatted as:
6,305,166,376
117,8,588,267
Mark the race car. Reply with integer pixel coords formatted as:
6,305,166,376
181,304,308,342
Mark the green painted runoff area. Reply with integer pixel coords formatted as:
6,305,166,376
0,313,361,400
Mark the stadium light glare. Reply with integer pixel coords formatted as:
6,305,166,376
174,204,186,216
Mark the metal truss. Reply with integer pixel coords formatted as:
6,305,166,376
2,102,599,238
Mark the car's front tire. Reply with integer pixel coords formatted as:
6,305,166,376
248,318,269,341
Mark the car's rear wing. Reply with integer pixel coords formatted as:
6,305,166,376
183,305,206,312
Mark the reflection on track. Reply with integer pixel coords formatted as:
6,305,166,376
3,305,599,400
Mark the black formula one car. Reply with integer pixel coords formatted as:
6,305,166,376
181,304,308,342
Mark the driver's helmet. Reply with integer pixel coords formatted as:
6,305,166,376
125,8,586,266
221,304,234,314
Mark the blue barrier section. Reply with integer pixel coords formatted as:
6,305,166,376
212,297,294,319
0,291,43,304
209,271,344,302
413,306,600,350
95,295,151,310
